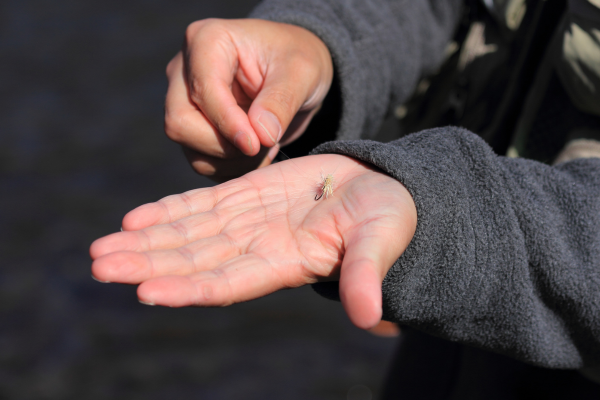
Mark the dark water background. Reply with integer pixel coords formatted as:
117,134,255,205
0,1,398,398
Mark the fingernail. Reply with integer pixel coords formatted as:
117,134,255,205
257,111,281,145
91,275,110,283
139,299,155,306
234,131,253,154
267,144,280,161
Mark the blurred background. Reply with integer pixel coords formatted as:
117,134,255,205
0,0,399,398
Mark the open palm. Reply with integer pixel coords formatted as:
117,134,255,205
90,154,417,329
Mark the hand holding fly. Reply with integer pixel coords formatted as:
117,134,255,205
90,154,417,329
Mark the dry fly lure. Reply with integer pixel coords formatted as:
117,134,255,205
315,173,335,200
277,148,337,201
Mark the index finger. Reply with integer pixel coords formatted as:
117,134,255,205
184,26,261,155
165,52,247,158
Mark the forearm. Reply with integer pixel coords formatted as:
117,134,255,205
250,0,463,140
312,127,600,369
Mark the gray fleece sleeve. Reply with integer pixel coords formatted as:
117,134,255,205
250,0,463,140
311,127,600,370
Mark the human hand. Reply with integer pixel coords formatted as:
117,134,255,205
165,19,334,181
90,155,417,329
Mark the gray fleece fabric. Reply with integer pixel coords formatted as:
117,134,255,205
312,129,600,370
251,0,600,376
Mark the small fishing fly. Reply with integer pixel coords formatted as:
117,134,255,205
277,148,337,201
315,173,335,201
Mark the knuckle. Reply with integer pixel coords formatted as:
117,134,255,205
164,112,186,142
185,18,220,43
185,20,204,41
165,57,177,76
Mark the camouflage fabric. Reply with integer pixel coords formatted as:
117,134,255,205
555,0,600,116
484,0,600,116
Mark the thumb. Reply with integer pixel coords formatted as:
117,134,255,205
247,66,327,147
338,222,406,330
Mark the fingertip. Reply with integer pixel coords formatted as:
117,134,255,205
90,231,141,260
137,281,161,307
89,232,121,259
137,276,198,307
122,203,164,231
92,251,148,284
91,255,115,283
342,286,383,330
339,261,383,330
233,130,260,156
91,274,110,284
89,238,102,260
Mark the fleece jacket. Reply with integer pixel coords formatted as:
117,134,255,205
251,0,600,396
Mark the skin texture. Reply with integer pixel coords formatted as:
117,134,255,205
90,154,417,329
164,18,334,181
